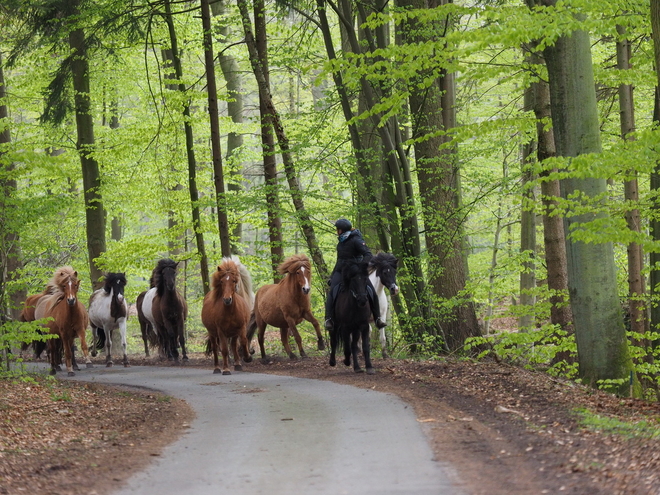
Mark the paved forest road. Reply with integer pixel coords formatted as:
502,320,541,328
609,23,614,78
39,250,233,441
36,365,462,495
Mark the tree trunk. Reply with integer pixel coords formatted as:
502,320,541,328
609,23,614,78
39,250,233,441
237,0,329,282
616,26,648,345
649,0,660,348
398,0,479,351
163,0,210,294
211,0,245,253
0,52,26,321
519,83,537,331
68,14,106,290
201,0,232,259
529,67,573,337
541,10,635,395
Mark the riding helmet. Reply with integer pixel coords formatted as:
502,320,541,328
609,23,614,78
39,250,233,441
334,218,352,232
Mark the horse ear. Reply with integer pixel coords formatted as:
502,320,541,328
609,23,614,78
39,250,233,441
74,271,78,277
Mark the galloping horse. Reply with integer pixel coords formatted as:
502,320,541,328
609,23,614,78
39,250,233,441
88,272,129,367
19,268,74,358
368,253,399,358
330,260,374,374
137,259,188,361
202,258,253,374
33,267,92,376
247,254,325,362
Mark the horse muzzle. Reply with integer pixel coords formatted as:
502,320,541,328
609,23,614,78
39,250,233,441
223,297,233,306
67,297,77,306
389,284,400,296
302,287,310,295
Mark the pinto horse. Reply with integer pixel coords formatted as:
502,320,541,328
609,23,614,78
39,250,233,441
330,260,374,374
247,254,325,362
137,259,188,361
88,272,129,367
202,258,253,374
33,267,92,376
368,253,399,358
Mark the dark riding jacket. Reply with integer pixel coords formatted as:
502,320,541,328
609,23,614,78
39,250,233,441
331,229,373,277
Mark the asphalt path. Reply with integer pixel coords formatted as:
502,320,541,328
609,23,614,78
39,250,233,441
29,364,463,495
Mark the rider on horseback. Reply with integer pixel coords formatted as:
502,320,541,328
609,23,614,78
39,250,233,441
324,218,387,331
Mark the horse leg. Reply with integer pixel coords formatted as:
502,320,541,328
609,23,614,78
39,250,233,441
257,322,270,364
350,330,363,373
71,342,80,371
62,337,75,376
329,327,338,367
78,328,93,368
379,325,388,359
119,320,129,367
279,326,297,360
286,318,307,358
219,334,231,375
239,332,252,364
343,331,352,367
104,326,114,367
48,338,58,375
90,327,98,358
178,321,188,362
231,336,242,372
211,334,222,374
303,311,325,350
362,325,374,374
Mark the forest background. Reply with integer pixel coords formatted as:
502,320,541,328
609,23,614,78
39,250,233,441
2,0,660,399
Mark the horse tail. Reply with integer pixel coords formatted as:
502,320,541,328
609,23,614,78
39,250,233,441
204,335,213,357
246,312,257,342
95,327,106,350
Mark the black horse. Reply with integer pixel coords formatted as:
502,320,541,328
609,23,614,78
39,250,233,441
329,260,374,374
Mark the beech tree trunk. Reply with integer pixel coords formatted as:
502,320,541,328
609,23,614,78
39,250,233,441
540,7,635,395
68,9,106,290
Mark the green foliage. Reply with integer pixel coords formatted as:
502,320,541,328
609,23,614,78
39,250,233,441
575,409,660,440
465,324,578,378
0,319,55,373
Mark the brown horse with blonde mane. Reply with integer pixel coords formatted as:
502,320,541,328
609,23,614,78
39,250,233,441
247,254,325,362
202,258,253,374
19,267,76,358
33,266,92,376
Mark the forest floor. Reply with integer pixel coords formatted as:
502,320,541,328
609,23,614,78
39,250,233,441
1,350,660,495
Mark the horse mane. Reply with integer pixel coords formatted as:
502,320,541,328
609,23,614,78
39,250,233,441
368,252,398,275
225,256,255,308
277,254,311,276
212,259,240,294
103,272,127,294
341,260,368,288
46,266,78,294
151,258,178,288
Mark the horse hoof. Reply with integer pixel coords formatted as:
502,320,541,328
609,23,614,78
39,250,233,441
244,355,253,363
354,368,364,374
123,363,130,368
234,365,243,372
91,350,97,357
288,354,297,360
73,366,80,371
86,363,94,368
367,368,376,375
213,368,222,374
260,358,272,365
183,356,189,361
67,371,75,377
382,351,389,359
329,358,336,367
222,370,231,375
343,358,351,366
317,340,325,351
49,369,57,376
106,362,113,368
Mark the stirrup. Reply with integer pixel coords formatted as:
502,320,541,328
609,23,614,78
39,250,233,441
375,317,387,329
324,318,334,330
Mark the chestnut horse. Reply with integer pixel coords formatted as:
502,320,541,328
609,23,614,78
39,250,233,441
247,254,325,362
33,267,92,376
19,267,74,358
88,272,129,367
202,258,252,374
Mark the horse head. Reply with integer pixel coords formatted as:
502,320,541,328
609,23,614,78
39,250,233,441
153,259,179,295
62,274,80,307
371,253,400,296
278,254,312,295
342,261,369,308
214,261,240,306
104,272,127,319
